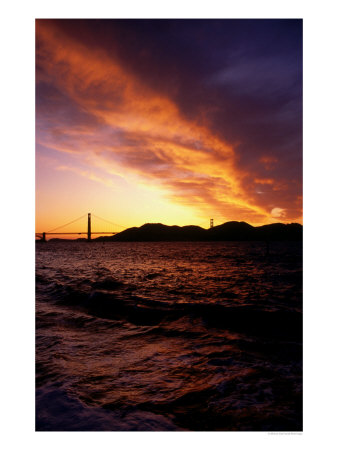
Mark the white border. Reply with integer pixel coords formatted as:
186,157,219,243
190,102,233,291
2,1,338,449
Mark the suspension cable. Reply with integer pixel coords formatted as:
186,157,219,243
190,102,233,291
92,214,125,229
47,214,87,233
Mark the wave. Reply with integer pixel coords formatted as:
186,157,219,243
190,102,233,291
92,277,125,290
36,385,178,431
37,275,301,339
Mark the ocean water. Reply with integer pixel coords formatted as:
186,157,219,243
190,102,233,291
36,241,302,431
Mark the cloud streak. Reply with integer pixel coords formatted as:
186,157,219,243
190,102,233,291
36,19,302,225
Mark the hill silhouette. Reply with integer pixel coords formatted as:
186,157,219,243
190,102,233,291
95,221,302,242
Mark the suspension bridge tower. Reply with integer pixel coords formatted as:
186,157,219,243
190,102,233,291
87,213,91,241
210,218,214,228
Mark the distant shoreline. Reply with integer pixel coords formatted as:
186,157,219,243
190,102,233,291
36,221,302,242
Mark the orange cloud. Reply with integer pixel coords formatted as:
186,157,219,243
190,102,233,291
254,178,274,185
55,165,122,189
36,21,295,225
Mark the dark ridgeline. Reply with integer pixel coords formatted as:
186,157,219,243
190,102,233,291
95,221,302,242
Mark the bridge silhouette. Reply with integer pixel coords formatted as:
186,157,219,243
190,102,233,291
36,213,126,242
36,214,215,242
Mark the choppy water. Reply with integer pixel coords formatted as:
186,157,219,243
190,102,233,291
36,241,302,431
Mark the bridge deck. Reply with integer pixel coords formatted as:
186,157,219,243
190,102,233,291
36,232,117,235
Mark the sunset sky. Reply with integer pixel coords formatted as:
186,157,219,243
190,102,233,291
36,19,302,233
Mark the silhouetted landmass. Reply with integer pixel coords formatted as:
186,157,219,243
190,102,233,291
208,221,255,241
95,221,302,242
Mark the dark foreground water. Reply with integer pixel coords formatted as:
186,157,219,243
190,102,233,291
36,241,302,431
